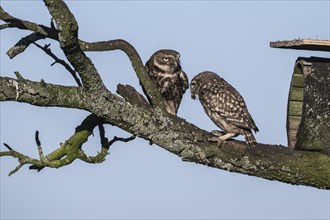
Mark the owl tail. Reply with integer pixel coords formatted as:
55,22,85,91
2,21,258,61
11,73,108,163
243,130,257,148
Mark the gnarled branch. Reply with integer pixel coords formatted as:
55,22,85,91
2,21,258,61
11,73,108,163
1,5,165,110
1,114,135,174
1,1,329,189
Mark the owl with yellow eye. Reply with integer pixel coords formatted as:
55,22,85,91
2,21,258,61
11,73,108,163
144,49,189,115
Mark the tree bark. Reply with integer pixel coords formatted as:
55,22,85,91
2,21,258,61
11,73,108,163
0,2,329,189
296,57,330,154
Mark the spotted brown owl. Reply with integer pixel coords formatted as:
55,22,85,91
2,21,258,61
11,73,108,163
190,71,259,148
144,49,189,115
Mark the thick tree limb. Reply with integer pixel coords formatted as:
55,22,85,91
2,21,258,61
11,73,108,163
1,1,329,189
0,74,86,109
2,74,328,188
43,0,105,91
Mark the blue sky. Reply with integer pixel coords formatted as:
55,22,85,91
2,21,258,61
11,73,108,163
1,1,329,219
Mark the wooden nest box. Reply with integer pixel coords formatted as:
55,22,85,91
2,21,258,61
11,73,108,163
270,39,330,153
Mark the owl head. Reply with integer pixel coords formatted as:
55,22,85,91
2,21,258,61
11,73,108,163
148,49,181,73
190,71,219,99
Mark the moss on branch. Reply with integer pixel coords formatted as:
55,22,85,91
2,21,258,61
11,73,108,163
0,1,329,189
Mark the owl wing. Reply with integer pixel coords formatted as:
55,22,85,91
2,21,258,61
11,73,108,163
140,63,153,105
200,81,258,132
179,70,189,92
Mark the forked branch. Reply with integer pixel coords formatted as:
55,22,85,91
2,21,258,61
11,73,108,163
0,1,329,189
1,114,135,174
33,42,82,86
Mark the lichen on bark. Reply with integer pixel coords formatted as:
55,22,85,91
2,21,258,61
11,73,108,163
0,0,329,189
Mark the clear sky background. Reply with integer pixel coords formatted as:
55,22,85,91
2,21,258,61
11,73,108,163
1,1,329,219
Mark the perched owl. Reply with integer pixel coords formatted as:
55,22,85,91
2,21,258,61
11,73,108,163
145,49,189,115
190,71,259,148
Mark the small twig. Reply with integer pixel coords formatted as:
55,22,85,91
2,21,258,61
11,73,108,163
33,42,82,86
108,135,136,147
8,163,25,176
3,143,14,151
0,23,10,29
78,125,135,164
98,124,109,148
35,130,47,163
50,18,56,30
14,71,24,81
2,143,37,176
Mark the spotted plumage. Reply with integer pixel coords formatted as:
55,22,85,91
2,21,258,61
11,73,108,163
190,71,259,147
145,49,189,115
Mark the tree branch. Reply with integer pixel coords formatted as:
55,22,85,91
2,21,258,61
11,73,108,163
4,71,327,188
1,113,135,173
35,131,47,163
1,1,329,189
0,6,48,35
80,39,166,111
6,33,45,59
116,84,150,108
33,42,82,86
43,0,106,91
0,74,86,109
1,5,165,111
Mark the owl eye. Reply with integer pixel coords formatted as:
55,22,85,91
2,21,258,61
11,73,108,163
163,57,170,62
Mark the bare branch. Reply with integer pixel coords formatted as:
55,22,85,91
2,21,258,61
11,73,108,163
80,39,166,110
3,143,13,151
9,163,25,176
117,84,150,108
33,42,82,86
28,114,106,171
1,143,42,176
78,133,136,164
35,131,48,163
0,23,10,29
98,124,109,148
108,135,136,146
1,2,329,189
43,0,105,91
1,114,104,173
1,5,164,110
7,33,45,59
0,75,87,109
78,123,135,164
0,6,57,38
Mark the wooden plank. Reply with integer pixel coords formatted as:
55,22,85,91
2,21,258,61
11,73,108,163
288,129,298,141
291,74,304,87
288,116,302,130
288,129,298,149
270,39,330,52
288,101,303,116
289,87,304,101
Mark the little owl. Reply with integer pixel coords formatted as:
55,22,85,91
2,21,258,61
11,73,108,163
190,71,259,148
145,49,189,115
